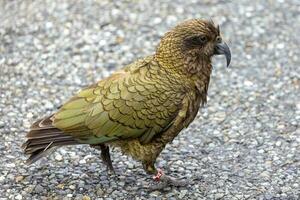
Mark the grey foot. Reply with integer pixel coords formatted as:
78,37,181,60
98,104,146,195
150,173,188,190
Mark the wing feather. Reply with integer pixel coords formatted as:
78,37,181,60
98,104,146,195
53,57,183,144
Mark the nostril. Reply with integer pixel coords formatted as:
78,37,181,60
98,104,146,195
216,36,222,43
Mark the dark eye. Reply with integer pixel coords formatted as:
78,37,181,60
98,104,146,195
199,35,208,43
183,35,209,50
187,35,208,45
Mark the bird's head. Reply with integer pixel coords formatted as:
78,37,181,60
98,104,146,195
156,19,231,75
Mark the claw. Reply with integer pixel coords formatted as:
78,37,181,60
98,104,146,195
153,169,163,181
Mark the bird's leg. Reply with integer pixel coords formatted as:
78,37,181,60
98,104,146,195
143,162,188,190
90,144,115,173
100,144,115,173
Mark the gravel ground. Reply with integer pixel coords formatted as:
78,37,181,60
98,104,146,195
1,0,300,199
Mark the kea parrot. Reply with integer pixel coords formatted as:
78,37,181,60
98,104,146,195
22,19,231,189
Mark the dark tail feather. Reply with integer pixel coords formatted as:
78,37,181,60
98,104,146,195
22,115,79,164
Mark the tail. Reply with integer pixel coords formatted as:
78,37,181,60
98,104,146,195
22,115,79,164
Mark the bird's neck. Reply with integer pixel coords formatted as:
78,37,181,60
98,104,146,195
154,37,185,73
185,53,212,102
155,43,212,95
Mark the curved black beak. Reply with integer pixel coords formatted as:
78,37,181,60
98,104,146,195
214,42,231,67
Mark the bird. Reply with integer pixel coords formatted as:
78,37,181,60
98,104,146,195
22,19,231,189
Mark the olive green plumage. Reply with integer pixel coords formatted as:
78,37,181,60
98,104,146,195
22,19,231,174
53,56,184,145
